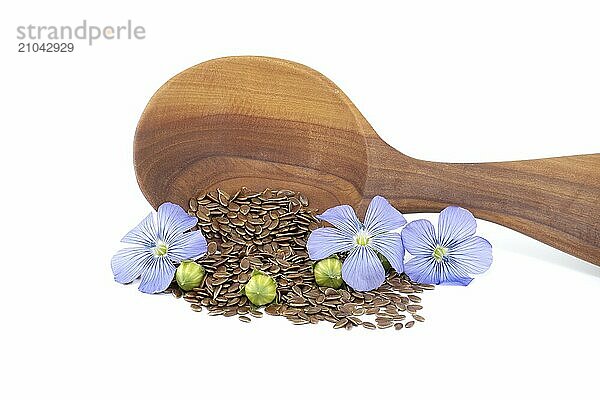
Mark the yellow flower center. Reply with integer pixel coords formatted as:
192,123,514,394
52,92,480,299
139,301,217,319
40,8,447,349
354,229,371,246
154,241,168,257
433,245,448,262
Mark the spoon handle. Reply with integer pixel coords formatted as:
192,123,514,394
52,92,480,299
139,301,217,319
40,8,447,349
367,146,600,265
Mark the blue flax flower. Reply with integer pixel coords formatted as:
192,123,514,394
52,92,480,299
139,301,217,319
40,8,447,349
401,206,492,285
111,203,207,294
307,196,406,291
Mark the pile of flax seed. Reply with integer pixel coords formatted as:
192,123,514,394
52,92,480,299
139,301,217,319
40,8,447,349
168,187,432,331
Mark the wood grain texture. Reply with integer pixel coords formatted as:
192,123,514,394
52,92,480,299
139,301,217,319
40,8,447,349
134,56,600,266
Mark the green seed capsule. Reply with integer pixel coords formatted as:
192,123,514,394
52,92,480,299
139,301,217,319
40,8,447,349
377,252,392,272
313,257,343,289
244,270,277,306
175,260,205,291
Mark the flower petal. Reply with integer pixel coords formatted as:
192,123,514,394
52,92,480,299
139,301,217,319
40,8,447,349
341,246,385,291
403,256,474,286
317,205,361,236
307,227,354,260
370,231,405,273
401,219,437,256
121,213,157,247
363,196,407,235
403,255,439,285
111,246,154,284
448,236,493,274
438,206,477,247
167,230,208,263
437,269,474,286
138,256,177,294
438,259,475,285
157,202,198,244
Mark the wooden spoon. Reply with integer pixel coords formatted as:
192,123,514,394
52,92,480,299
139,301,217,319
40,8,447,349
134,56,600,266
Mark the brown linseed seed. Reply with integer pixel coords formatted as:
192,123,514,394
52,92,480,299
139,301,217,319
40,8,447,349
413,314,426,322
363,322,376,330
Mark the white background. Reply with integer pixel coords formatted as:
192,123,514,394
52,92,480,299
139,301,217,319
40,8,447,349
2,1,600,399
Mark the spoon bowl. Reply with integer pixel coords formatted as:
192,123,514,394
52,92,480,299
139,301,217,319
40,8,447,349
135,56,370,211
